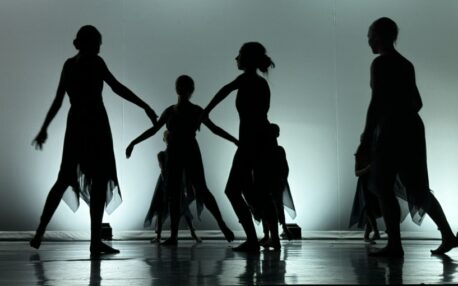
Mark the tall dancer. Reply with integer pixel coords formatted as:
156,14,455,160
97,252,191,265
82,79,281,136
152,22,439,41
357,17,458,257
201,42,275,252
30,25,157,255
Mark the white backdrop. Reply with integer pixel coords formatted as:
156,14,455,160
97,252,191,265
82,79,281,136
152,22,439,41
1,0,458,234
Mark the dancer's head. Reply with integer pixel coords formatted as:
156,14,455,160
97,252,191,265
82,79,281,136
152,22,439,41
175,75,194,100
236,42,275,74
269,123,280,139
73,25,102,55
368,17,398,54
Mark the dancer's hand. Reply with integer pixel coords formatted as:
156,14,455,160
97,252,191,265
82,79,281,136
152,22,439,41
144,106,158,125
32,129,47,150
126,144,134,158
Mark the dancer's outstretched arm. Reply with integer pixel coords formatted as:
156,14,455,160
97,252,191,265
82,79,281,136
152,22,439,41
126,114,167,158
101,58,158,125
201,77,240,121
203,118,238,146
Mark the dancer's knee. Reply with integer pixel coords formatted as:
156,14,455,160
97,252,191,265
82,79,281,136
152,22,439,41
225,184,241,199
49,179,69,196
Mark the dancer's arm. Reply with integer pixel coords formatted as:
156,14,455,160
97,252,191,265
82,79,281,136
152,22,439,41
203,118,238,146
360,59,384,147
126,112,167,158
200,77,240,121
32,63,67,150
101,58,158,125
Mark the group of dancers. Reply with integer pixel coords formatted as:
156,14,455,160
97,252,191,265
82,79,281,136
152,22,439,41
29,17,458,257
29,25,295,255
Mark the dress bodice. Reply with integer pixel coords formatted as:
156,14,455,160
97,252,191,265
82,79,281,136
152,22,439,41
63,56,105,109
370,53,422,121
165,102,203,142
235,73,271,145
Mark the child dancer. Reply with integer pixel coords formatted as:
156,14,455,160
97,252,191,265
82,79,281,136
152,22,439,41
259,123,296,250
127,75,237,245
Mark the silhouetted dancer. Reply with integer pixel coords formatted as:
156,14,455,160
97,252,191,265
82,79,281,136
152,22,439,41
144,133,201,244
30,25,157,255
259,123,296,250
352,135,411,243
352,140,382,243
356,17,458,257
126,75,237,245
200,42,275,252
349,173,382,243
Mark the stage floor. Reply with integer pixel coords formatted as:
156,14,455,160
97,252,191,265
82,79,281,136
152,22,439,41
1,239,457,285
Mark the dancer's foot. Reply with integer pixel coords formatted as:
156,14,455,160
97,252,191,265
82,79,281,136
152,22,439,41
369,245,404,258
160,237,178,246
262,238,281,251
364,228,371,242
431,235,458,255
232,240,260,252
259,235,270,246
371,231,381,241
29,236,42,249
191,231,202,243
150,237,161,244
220,224,235,242
90,242,120,255
281,225,293,240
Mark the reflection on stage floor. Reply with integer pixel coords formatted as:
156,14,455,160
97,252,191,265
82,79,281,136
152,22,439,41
0,239,457,285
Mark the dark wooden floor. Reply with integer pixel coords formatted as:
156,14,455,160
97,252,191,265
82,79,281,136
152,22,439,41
1,239,457,285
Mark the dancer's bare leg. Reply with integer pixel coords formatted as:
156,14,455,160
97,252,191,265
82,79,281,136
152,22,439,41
89,180,119,255
370,190,403,257
184,215,202,243
30,179,68,249
426,194,458,255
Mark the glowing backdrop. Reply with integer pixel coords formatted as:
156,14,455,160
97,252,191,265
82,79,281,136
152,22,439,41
1,0,458,234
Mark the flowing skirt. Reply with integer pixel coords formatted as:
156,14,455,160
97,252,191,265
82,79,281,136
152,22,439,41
162,138,209,219
371,114,431,225
143,173,195,230
58,105,121,214
349,173,410,229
